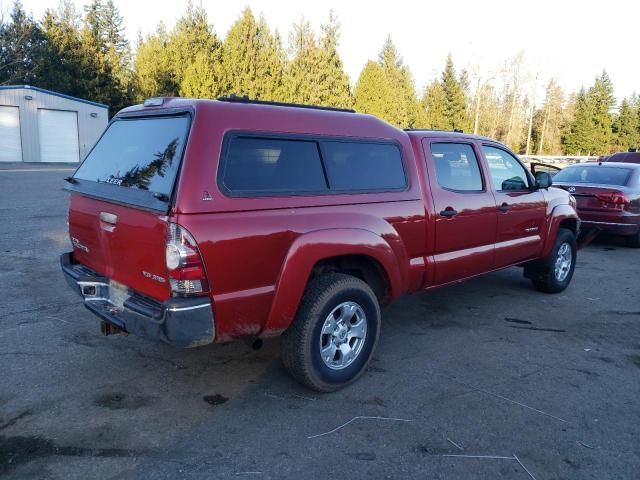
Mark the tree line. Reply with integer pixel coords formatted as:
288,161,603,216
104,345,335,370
1,1,638,156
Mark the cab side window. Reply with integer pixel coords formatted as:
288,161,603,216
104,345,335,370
430,143,483,192
482,145,530,191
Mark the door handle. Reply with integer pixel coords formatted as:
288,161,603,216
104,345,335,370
498,203,511,213
439,207,459,218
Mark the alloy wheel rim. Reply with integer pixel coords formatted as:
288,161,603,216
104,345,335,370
319,301,367,370
554,242,572,282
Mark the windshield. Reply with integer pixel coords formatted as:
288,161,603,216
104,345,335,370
74,115,190,196
553,166,632,186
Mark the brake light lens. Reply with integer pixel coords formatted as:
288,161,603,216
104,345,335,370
166,223,209,296
595,192,629,206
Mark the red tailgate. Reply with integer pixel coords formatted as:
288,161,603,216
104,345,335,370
69,194,171,301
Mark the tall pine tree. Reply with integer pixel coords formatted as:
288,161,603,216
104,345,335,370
354,60,395,120
283,13,352,108
0,1,47,85
169,2,221,98
420,80,448,129
612,97,639,151
220,8,284,100
564,88,594,154
589,70,615,154
133,23,174,99
355,36,418,128
440,55,469,131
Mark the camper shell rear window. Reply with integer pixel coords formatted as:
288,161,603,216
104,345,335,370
67,112,191,211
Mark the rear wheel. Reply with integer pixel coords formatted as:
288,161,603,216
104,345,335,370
281,273,381,392
527,228,577,293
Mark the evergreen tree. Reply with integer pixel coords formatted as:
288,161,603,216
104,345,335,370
283,14,352,108
40,2,85,93
380,37,419,127
180,51,218,98
220,8,284,100
420,80,448,129
167,2,220,94
589,70,615,154
80,0,132,112
134,3,220,101
283,19,320,104
316,11,352,108
440,55,469,130
612,98,639,151
354,60,395,120
133,24,175,99
564,88,594,154
0,1,47,85
356,36,418,128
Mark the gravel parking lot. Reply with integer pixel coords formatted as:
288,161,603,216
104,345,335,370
1,165,639,480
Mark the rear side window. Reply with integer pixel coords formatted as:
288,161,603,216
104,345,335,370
322,141,406,191
430,143,483,191
74,115,190,196
221,137,327,194
553,166,633,186
220,134,407,196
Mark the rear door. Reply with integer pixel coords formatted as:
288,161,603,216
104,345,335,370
423,139,497,285
481,144,546,267
67,113,191,302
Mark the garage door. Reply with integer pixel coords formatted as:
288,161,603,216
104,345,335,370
0,106,23,162
38,109,79,163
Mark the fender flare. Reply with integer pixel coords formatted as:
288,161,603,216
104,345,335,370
260,228,407,336
542,204,580,257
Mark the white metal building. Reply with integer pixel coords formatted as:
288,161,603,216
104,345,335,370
0,85,108,163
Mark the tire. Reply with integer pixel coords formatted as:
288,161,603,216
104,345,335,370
281,273,381,392
625,230,640,248
528,228,577,293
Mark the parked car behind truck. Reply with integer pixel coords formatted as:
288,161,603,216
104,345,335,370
552,161,640,247
61,97,580,391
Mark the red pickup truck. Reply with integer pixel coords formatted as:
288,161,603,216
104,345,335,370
62,97,579,391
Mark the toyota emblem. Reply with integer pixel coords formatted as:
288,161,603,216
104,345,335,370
568,186,576,193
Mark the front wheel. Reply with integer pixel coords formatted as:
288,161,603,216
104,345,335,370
281,273,381,392
527,228,577,293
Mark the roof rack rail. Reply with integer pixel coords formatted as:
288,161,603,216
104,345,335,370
404,128,465,133
217,94,356,113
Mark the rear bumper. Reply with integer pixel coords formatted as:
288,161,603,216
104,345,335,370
60,252,215,348
580,220,640,236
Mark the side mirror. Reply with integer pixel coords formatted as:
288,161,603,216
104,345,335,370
535,171,552,189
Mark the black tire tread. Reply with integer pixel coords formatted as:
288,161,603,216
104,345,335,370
532,228,576,293
281,273,380,392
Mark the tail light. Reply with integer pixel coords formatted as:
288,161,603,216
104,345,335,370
165,223,209,296
595,192,629,206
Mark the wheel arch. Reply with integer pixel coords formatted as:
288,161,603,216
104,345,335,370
260,228,407,337
542,205,580,258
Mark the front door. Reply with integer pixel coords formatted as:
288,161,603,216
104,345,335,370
481,145,546,267
423,140,497,285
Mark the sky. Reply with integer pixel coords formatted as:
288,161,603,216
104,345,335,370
16,0,640,103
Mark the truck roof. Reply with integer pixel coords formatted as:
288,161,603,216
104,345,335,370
119,97,407,142
403,129,498,143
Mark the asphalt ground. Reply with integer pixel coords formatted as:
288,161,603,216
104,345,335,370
1,164,638,479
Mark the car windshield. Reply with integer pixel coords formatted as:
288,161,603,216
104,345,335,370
553,166,632,186
74,115,190,196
